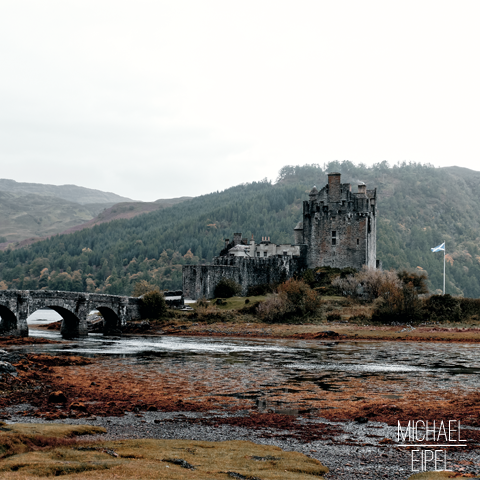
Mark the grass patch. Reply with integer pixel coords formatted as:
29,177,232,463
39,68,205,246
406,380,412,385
407,472,463,479
204,296,267,311
0,424,328,479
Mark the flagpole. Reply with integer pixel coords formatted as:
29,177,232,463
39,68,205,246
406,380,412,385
443,241,446,295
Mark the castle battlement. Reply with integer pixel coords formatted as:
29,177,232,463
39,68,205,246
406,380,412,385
296,172,377,270
182,172,378,299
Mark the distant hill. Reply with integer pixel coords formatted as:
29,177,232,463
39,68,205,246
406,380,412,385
0,179,191,247
0,178,137,245
0,179,133,205
0,192,117,245
62,197,193,235
1,162,480,297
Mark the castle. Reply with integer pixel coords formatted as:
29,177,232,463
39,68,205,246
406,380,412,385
182,173,378,299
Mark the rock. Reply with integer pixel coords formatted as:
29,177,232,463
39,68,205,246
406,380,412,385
0,353,26,363
354,416,369,424
48,391,67,403
0,361,17,376
322,331,339,337
69,402,88,412
163,458,196,470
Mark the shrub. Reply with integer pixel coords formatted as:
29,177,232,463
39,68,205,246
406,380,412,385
333,267,404,302
140,290,167,319
302,269,316,286
422,294,462,323
196,297,209,308
458,297,480,320
257,279,322,322
397,269,429,294
246,283,276,296
214,278,242,298
349,313,369,323
371,274,424,324
256,294,288,322
194,304,228,323
326,313,341,322
332,274,359,297
133,280,159,297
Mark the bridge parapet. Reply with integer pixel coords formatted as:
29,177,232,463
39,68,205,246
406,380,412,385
0,290,142,339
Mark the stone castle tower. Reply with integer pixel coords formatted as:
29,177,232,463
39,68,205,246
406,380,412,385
294,172,377,270
183,171,379,299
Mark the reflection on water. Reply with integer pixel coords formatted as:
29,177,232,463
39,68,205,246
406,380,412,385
17,328,480,395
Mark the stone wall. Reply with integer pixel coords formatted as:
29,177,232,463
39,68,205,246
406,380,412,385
0,290,141,338
300,173,377,270
183,246,307,299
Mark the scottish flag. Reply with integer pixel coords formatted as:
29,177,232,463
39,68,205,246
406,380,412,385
431,242,445,253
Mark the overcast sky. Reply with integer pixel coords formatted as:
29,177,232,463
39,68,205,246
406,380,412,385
1,1,479,201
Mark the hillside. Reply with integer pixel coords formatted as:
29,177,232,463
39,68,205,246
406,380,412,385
0,162,479,297
0,179,136,245
0,192,116,245
62,197,193,235
0,179,133,205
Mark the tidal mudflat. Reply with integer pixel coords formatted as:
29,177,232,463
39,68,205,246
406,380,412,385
1,326,480,479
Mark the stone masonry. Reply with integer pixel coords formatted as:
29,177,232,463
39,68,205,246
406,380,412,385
296,172,377,269
0,290,141,339
183,172,378,299
183,247,308,299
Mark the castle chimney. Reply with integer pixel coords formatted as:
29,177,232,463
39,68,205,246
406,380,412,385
328,172,342,203
358,184,366,195
233,233,242,245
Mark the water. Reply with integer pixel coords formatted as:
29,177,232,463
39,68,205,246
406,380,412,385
26,308,63,325
17,328,480,395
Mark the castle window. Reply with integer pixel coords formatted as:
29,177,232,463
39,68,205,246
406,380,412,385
263,252,267,257
256,252,260,257
332,238,336,246
357,238,359,246
283,251,288,256
332,230,336,246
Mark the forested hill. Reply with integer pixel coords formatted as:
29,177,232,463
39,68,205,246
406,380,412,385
0,161,479,297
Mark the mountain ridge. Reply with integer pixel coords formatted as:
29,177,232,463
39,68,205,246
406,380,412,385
0,178,134,205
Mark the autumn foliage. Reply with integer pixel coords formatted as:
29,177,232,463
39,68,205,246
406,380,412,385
257,278,322,322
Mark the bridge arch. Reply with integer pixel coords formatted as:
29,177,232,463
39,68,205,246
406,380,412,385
45,306,83,340
0,305,19,335
96,306,122,336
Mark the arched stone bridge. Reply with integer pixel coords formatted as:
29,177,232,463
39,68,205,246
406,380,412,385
0,290,142,339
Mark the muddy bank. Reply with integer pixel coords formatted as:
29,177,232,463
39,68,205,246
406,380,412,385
1,346,480,432
34,318,480,343
2,336,480,479
158,322,480,344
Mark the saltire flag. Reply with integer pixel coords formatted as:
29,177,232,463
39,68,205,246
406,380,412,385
431,242,445,253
